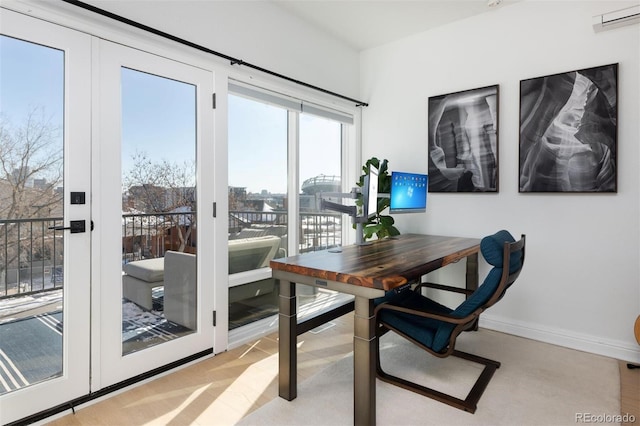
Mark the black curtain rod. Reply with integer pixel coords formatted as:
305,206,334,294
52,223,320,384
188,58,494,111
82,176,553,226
61,0,369,107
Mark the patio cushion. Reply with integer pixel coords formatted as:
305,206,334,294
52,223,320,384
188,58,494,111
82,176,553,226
228,235,281,274
123,257,165,282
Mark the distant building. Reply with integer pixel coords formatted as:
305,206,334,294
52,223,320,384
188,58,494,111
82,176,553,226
229,186,247,210
11,167,33,187
300,175,341,211
33,178,47,190
229,176,341,213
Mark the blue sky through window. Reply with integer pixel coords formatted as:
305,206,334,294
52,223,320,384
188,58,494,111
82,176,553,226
0,35,64,190
0,35,63,137
228,94,342,194
121,67,196,180
1,35,343,197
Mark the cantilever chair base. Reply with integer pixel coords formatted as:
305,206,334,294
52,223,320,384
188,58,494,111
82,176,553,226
374,231,525,414
376,347,500,414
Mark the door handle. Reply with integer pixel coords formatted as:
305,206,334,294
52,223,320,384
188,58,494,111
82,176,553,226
49,220,86,233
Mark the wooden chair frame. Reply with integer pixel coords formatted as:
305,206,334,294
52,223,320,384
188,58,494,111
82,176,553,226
375,235,526,413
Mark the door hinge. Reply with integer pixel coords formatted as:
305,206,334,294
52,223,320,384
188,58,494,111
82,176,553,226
213,310,217,326
212,93,216,109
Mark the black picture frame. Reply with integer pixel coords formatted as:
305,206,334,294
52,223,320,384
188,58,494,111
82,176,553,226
519,63,618,193
427,85,499,192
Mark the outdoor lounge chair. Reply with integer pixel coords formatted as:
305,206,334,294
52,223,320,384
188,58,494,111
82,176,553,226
164,250,197,329
123,235,283,316
228,235,281,273
122,257,165,310
228,235,282,303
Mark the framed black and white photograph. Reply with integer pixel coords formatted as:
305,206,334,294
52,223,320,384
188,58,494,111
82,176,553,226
519,63,618,192
428,85,499,192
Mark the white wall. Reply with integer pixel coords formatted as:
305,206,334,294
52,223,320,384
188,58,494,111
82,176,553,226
360,0,640,362
80,0,361,101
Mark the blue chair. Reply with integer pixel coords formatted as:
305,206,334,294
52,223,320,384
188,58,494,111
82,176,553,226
374,230,526,413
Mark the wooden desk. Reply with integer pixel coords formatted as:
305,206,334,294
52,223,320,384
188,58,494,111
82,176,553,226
270,234,481,426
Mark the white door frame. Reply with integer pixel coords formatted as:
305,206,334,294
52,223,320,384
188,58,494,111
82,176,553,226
0,9,92,424
92,39,216,389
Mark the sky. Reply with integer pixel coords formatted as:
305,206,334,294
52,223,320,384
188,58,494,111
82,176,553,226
0,35,64,147
121,67,197,180
228,94,342,194
1,34,343,197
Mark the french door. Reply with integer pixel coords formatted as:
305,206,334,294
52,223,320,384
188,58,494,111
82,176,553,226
0,9,92,424
94,40,216,388
1,7,219,422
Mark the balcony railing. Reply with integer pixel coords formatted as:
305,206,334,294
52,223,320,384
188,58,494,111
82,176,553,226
122,211,196,262
0,210,343,300
0,217,64,298
230,210,342,253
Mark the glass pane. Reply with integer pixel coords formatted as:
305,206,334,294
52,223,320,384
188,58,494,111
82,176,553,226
121,68,197,355
298,114,344,307
228,94,287,329
299,114,342,252
0,35,64,394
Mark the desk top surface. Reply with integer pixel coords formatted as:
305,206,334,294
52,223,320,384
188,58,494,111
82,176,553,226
270,234,480,291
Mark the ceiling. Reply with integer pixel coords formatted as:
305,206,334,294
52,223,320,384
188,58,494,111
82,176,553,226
271,0,516,51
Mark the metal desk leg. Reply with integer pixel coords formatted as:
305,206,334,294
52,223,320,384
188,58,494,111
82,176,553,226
466,252,479,292
278,279,297,400
353,296,376,426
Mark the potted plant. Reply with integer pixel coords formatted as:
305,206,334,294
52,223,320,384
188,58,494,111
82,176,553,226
355,157,400,241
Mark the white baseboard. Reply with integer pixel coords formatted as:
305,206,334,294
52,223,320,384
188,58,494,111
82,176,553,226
480,314,640,364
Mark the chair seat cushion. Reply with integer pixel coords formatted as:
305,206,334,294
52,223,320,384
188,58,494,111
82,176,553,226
376,290,453,351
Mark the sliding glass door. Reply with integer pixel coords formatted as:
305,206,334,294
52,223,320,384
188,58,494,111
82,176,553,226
227,85,355,340
227,94,288,330
297,112,347,310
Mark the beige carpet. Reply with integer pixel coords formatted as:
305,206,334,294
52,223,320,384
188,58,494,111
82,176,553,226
239,329,620,425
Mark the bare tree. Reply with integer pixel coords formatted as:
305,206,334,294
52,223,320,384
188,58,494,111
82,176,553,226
0,108,63,295
123,151,196,253
0,108,63,219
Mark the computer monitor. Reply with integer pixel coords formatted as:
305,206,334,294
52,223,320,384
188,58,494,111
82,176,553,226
363,164,379,218
389,171,428,213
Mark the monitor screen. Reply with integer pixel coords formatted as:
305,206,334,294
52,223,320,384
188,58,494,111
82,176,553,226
364,164,379,218
390,171,428,213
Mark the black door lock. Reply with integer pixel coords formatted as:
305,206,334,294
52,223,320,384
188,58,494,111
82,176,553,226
49,220,86,233
70,192,86,205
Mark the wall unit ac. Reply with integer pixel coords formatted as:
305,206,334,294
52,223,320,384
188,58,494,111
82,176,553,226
593,5,640,32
